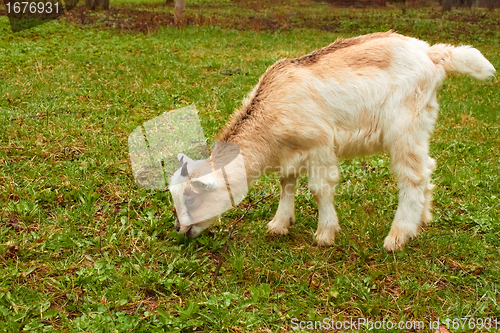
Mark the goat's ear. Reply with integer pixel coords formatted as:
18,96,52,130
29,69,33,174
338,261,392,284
190,175,218,192
177,153,194,165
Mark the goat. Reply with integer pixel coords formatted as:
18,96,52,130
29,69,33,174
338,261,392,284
169,31,495,252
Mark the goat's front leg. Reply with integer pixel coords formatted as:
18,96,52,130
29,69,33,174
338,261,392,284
309,164,340,246
267,176,297,235
384,143,434,252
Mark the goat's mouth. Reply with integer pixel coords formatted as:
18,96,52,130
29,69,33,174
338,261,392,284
175,220,194,237
175,217,215,238
185,226,193,237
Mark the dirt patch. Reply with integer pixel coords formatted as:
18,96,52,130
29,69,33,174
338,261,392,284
62,6,175,33
429,11,500,25
313,0,386,7
2,214,23,233
58,4,344,33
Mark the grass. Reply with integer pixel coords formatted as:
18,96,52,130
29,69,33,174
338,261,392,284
0,1,499,332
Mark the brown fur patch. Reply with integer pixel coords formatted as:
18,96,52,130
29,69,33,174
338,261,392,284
344,44,392,70
298,33,396,81
292,31,396,66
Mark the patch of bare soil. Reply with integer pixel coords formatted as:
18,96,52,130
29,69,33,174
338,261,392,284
429,10,500,25
312,0,387,7
62,6,175,33
59,4,344,33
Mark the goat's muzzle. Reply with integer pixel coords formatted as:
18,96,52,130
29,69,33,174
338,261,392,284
176,222,193,236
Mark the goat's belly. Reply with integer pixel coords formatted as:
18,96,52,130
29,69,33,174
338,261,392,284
334,128,384,158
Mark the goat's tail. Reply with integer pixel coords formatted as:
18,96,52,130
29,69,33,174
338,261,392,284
428,44,496,80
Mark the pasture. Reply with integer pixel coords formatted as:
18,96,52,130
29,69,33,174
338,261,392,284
0,0,499,331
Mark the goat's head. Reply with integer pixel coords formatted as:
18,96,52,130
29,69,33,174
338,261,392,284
169,153,236,238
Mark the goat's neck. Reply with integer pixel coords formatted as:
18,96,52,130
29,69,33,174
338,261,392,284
212,131,272,186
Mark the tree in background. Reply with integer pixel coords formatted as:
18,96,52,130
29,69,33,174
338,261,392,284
85,0,109,10
174,0,187,27
440,0,499,11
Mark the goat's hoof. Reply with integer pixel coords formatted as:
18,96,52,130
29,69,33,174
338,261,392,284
267,219,289,235
315,226,339,247
316,237,334,247
383,235,404,252
384,223,418,252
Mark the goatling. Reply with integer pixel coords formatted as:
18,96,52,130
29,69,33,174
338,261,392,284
170,31,495,252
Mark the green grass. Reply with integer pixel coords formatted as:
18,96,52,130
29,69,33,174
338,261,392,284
0,1,499,332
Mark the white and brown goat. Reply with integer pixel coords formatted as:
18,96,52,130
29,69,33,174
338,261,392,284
169,31,495,252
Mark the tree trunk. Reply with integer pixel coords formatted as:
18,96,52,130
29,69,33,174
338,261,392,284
442,0,453,10
85,0,95,10
101,0,110,10
86,0,109,10
174,0,186,28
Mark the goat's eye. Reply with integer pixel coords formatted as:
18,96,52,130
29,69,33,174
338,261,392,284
185,198,195,205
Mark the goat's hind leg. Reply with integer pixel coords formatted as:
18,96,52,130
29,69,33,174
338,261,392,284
421,156,436,224
384,141,434,252
268,176,297,235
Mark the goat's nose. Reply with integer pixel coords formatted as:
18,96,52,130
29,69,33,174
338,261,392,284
177,225,192,235
175,223,180,232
